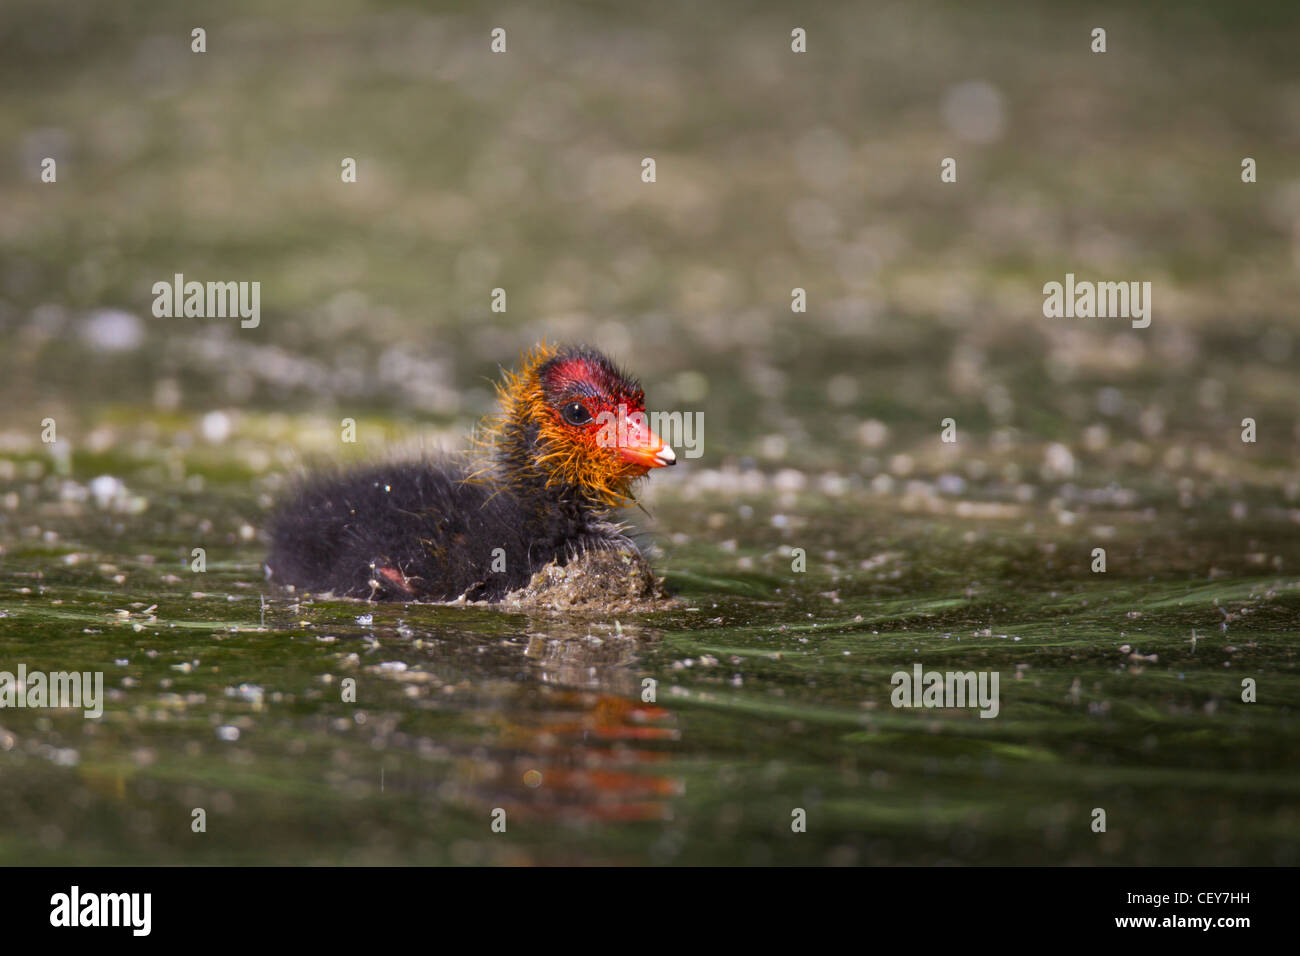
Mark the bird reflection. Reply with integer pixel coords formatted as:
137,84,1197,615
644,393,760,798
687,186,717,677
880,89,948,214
477,625,681,823
374,619,684,827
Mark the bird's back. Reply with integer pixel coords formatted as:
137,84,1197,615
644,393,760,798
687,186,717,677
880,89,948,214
265,457,617,601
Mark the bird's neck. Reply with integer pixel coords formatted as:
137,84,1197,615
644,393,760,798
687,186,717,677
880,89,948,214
494,415,608,522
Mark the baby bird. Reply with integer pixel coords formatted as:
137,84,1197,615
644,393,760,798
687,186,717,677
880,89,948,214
265,344,675,602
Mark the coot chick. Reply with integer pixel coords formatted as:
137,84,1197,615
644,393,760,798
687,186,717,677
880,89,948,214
265,344,675,602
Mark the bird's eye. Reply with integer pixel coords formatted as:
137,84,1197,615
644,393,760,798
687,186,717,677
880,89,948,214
562,401,593,425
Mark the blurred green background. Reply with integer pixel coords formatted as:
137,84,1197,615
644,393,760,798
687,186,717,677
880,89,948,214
0,0,1297,865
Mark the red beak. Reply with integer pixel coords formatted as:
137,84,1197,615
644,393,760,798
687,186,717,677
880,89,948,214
617,426,677,469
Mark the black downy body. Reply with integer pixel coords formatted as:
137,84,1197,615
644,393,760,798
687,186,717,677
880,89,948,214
265,454,630,602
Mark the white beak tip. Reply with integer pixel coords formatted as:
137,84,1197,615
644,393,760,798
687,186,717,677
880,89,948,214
656,445,677,466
